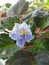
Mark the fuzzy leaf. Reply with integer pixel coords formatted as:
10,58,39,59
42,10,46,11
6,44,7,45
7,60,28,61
0,34,14,48
35,51,49,65
0,33,21,59
1,16,20,30
6,50,35,65
34,10,49,30
0,45,20,59
28,38,49,52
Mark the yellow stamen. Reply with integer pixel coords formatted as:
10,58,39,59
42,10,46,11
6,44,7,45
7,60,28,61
20,29,26,35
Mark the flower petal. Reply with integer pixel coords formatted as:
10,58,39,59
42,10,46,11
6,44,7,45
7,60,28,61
16,39,24,48
25,33,34,42
9,31,17,40
13,23,20,33
20,23,30,31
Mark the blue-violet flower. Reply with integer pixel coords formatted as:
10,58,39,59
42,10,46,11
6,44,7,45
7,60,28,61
9,23,34,48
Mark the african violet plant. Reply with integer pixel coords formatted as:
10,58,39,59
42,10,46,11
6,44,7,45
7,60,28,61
0,0,49,65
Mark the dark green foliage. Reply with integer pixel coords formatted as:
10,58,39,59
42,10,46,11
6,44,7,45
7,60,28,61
0,44,20,59
0,34,14,48
34,10,49,29
1,16,20,30
34,38,49,50
29,20,36,34
0,34,21,59
28,38,49,52
35,51,49,65
6,50,35,65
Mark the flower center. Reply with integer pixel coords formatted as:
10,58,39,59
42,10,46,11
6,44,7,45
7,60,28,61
20,29,26,35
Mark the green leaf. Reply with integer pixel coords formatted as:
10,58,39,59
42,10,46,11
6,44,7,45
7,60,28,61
34,38,49,50
5,3,12,8
43,38,49,50
0,34,14,48
0,33,21,59
6,50,35,65
0,44,21,59
35,51,49,65
34,10,49,30
29,20,36,34
6,0,29,16
1,16,20,30
28,38,49,52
